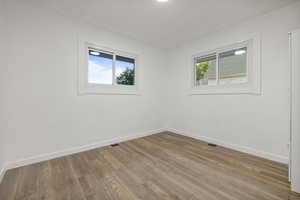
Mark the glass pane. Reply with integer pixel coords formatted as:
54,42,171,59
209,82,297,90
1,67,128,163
219,47,247,85
88,49,113,84
195,54,217,86
116,55,135,86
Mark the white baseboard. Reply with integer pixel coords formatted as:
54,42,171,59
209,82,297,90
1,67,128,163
4,128,165,171
166,128,289,164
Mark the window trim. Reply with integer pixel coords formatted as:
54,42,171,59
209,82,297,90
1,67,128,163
190,36,261,95
78,41,139,95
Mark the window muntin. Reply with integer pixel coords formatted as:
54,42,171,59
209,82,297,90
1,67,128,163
87,47,136,87
193,44,249,87
195,54,217,86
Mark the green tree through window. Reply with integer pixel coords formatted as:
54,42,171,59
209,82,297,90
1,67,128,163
117,68,135,85
196,61,210,80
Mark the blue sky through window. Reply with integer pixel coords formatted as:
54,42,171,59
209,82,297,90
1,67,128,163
88,54,113,84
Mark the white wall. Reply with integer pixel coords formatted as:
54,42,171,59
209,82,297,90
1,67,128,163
1,0,166,167
166,2,300,163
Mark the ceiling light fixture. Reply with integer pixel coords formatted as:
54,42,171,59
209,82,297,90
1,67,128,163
157,0,168,2
234,50,246,55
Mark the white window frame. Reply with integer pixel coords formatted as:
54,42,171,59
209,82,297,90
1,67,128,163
190,36,261,95
78,42,139,95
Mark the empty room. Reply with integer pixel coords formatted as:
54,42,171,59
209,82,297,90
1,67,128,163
1,0,300,199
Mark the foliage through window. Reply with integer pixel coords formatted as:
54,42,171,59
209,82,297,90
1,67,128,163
195,54,216,86
116,55,135,85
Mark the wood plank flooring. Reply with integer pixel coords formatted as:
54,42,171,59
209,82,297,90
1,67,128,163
1,132,300,200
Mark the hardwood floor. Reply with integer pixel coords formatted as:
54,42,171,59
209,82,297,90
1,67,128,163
1,132,300,200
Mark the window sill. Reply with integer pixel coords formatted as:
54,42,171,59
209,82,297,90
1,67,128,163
189,84,261,95
78,85,140,96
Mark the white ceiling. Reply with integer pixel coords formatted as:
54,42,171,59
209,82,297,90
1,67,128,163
40,0,297,48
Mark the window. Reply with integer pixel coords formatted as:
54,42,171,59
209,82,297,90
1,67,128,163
194,45,248,87
191,38,261,95
79,42,138,95
88,48,135,86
